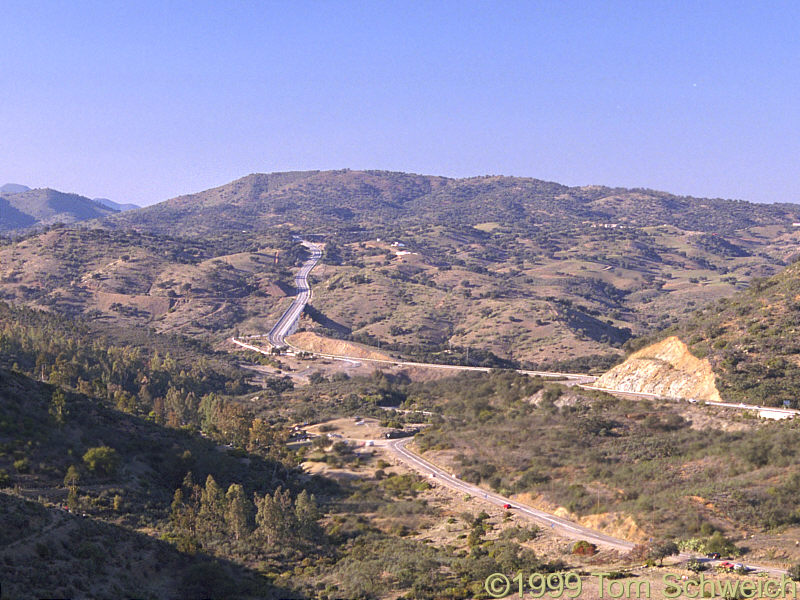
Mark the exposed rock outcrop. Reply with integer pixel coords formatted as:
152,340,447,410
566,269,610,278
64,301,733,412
594,336,721,401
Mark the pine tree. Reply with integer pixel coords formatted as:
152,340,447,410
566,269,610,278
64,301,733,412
198,474,225,540
294,489,320,537
254,491,279,545
49,389,67,425
255,486,295,546
225,484,250,541
63,465,80,492
273,486,295,542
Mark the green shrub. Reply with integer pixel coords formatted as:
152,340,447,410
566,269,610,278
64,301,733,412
572,540,597,556
82,446,119,477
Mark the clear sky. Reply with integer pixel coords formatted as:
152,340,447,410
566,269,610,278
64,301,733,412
1,1,798,206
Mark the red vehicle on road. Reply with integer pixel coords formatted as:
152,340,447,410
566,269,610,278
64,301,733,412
503,503,513,510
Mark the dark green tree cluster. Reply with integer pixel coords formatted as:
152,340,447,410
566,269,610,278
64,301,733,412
0,302,252,427
169,473,321,555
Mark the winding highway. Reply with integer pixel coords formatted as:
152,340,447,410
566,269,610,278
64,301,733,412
238,236,789,574
389,437,635,552
387,437,786,575
233,238,596,381
266,240,323,348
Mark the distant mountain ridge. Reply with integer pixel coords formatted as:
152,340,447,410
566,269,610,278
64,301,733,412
108,169,800,238
0,187,118,231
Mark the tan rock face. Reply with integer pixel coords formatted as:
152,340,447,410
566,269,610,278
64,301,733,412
594,336,721,401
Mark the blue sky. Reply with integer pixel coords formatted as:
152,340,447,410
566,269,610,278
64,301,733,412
1,1,798,206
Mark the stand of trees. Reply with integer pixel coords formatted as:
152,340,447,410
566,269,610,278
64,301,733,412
169,473,321,555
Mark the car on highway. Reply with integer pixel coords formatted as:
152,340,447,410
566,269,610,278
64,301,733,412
503,503,513,510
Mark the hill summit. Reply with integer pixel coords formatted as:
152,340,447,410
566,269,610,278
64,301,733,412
0,183,31,194
108,169,800,238
595,259,800,406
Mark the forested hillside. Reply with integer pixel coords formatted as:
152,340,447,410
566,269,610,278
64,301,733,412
0,302,571,599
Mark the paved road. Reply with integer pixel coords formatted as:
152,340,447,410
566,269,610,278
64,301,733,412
284,347,597,382
385,438,787,575
582,386,800,419
247,237,787,575
266,241,323,348
388,437,634,552
236,238,596,381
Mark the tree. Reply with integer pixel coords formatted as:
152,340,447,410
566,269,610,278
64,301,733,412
294,489,320,537
171,489,191,530
171,473,201,536
198,475,225,540
254,491,279,545
648,540,679,566
63,465,80,492
49,389,67,425
225,484,250,541
247,418,277,453
82,446,119,477
255,486,295,546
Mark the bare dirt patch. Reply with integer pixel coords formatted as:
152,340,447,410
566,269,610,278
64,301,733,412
289,331,393,360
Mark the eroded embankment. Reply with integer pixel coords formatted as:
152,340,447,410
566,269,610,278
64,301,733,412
593,336,721,401
288,331,393,361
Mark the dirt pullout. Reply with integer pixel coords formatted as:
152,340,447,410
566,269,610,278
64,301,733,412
93,291,171,317
593,335,721,401
288,331,393,361
513,492,649,543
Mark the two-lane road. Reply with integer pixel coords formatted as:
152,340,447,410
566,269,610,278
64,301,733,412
389,437,635,552
386,438,787,575
243,236,787,575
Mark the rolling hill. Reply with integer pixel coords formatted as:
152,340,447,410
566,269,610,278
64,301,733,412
106,170,800,366
4,170,800,367
109,170,800,238
0,183,31,194
0,187,118,231
596,258,800,406
93,197,140,212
